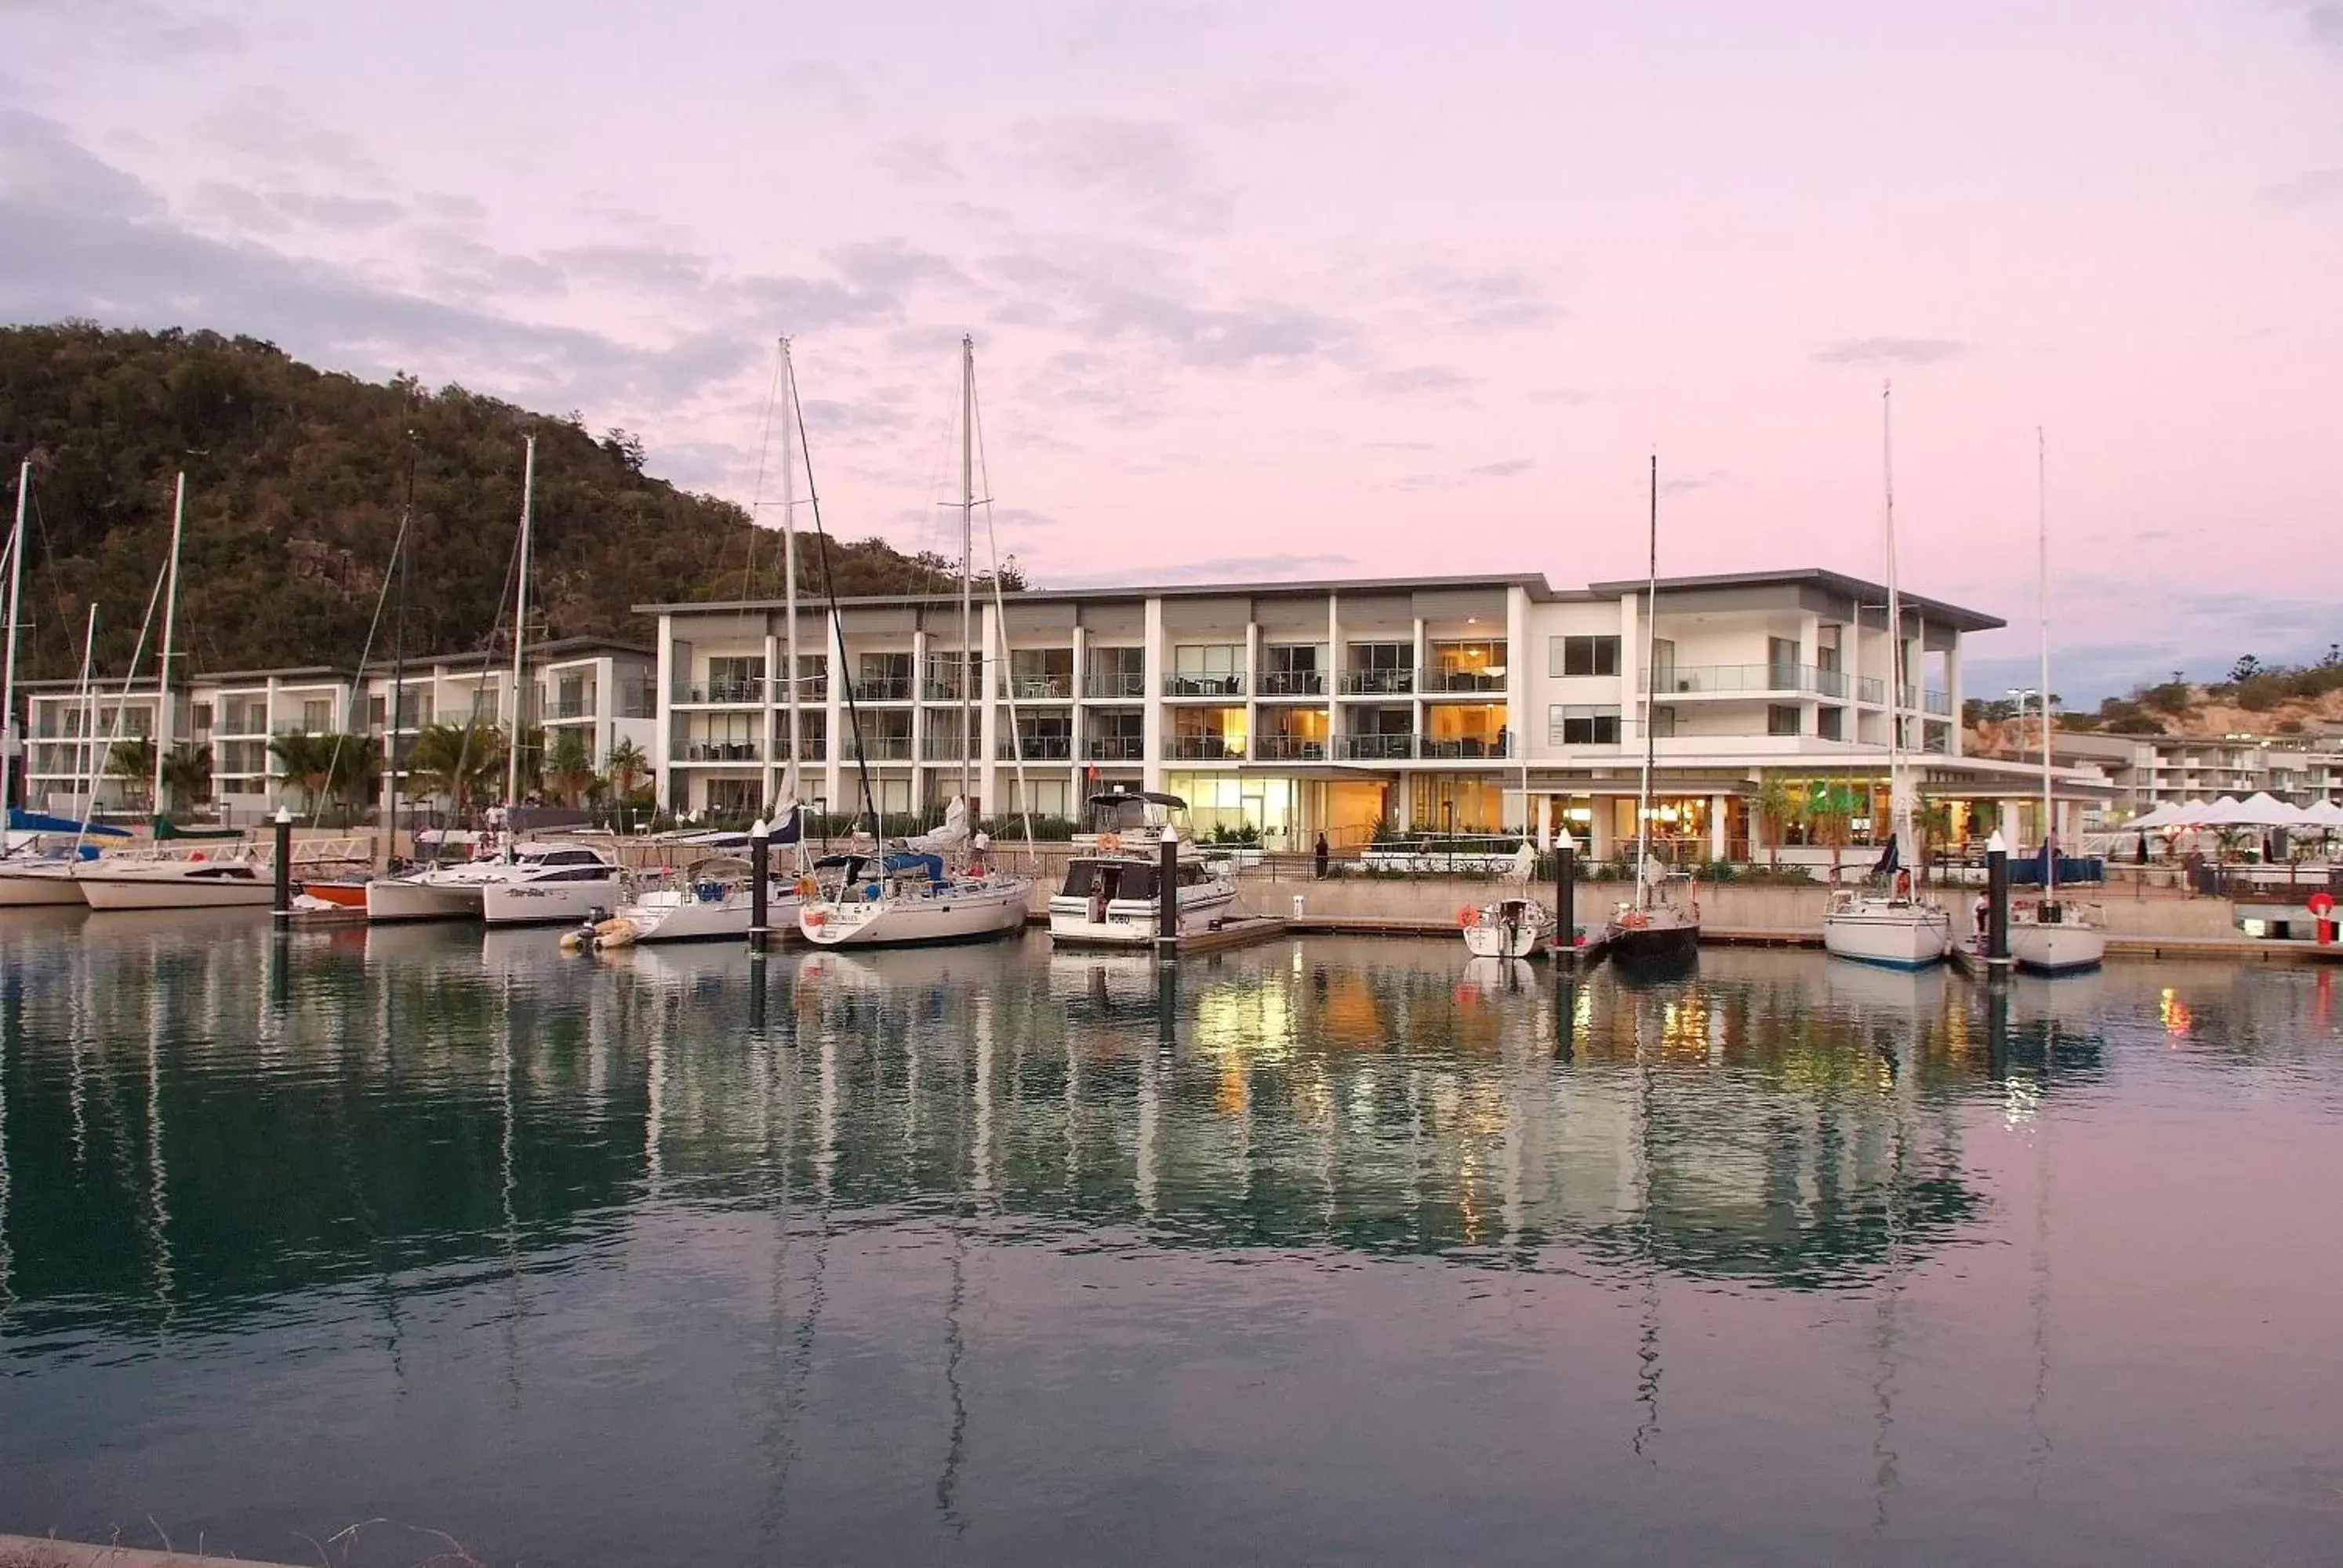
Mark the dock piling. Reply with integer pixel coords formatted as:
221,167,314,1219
1554,832,1577,956
1985,829,2011,970
747,816,772,951
271,805,293,923
1156,833,1179,956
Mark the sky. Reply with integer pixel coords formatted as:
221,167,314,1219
2,1,2339,702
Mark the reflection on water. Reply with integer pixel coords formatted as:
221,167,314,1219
2,916,2341,1565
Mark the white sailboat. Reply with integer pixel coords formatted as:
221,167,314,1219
1048,790,1239,947
2008,430,2105,977
799,336,1033,949
1462,840,1557,958
1604,453,1702,971
1824,387,1952,969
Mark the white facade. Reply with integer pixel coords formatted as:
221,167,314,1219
645,570,2055,855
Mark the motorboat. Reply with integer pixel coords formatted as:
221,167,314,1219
1462,895,1556,959
73,845,275,910
1048,790,1237,947
365,840,621,924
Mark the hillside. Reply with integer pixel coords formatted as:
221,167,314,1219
0,324,1014,680
1966,652,2343,751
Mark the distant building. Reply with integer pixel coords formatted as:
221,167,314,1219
2051,731,2343,823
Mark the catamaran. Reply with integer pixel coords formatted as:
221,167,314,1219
2007,431,2105,976
797,337,1034,949
1048,790,1238,946
1604,454,1702,971
1823,387,1952,969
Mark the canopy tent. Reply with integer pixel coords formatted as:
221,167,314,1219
2197,792,2311,829
2125,802,2194,832
2298,800,2343,829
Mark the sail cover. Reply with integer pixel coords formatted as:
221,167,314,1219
8,808,131,838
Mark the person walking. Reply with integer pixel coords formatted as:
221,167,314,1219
1313,831,1329,880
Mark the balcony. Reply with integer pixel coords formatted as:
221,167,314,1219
1254,735,1328,762
672,679,764,705
1901,686,1953,717
677,742,763,763
1335,734,1416,760
1339,669,1414,696
1256,670,1328,697
920,733,969,761
1164,673,1245,699
1421,669,1507,695
854,676,914,702
1084,735,1144,761
1419,734,1513,760
777,738,827,762
921,679,972,703
546,696,598,720
1654,663,1811,695
852,735,914,761
1006,673,1075,701
1168,734,1244,760
1000,735,1074,761
1084,670,1147,699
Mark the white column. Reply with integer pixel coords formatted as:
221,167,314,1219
1070,619,1088,788
1710,792,1728,860
1505,586,1529,760
1326,593,1344,766
1243,613,1260,768
1142,596,1166,793
1410,615,1428,755
979,601,1001,813
910,627,928,812
1945,637,1965,757
653,622,676,811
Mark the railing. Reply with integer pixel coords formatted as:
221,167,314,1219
1421,669,1507,694
1000,735,1073,760
1164,673,1245,698
1007,674,1075,701
853,735,913,760
1902,686,1952,717
776,739,827,762
1168,735,1244,760
1856,677,1887,704
1339,669,1414,695
1084,736,1144,761
1084,670,1147,699
672,680,763,705
1335,734,1415,760
921,678,973,702
1256,670,1328,697
855,676,914,702
1655,662,1805,695
1254,735,1327,762
546,697,598,720
1419,734,1513,759
1812,667,1847,699
920,734,968,760
679,742,762,762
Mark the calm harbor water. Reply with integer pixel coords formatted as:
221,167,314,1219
1,916,2340,1565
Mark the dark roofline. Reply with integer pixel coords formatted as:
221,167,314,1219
191,665,358,684
637,572,1560,617
1584,568,2004,633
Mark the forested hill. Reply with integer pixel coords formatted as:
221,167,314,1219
0,325,1015,680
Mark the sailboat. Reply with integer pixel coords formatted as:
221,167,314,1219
1823,387,1952,968
1603,454,1702,971
798,336,1033,949
2007,431,2105,976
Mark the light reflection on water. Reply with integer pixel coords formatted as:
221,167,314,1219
0,913,2341,1565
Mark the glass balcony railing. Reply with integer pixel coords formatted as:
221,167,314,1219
672,680,764,705
1339,669,1415,695
1164,673,1246,699
1254,735,1328,762
920,735,968,761
546,696,598,720
1856,677,1887,704
999,735,1073,761
1902,686,1952,717
1168,734,1244,760
1256,670,1328,697
678,742,762,762
1007,674,1074,701
853,735,914,760
1421,669,1507,694
1335,734,1416,760
1419,734,1513,760
1084,670,1147,699
854,676,914,702
1084,735,1144,761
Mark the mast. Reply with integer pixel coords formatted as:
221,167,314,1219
959,334,975,808
504,434,536,812
388,447,416,863
2037,428,2055,903
1634,452,1660,909
71,604,97,818
780,338,801,818
1882,383,1906,866
151,471,186,822
3,461,27,815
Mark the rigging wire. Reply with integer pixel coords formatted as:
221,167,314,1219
791,378,881,837
739,337,786,604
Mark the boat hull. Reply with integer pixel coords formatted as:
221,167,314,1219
1047,880,1237,947
2008,921,2106,975
0,863,90,906
74,866,274,910
1604,920,1702,971
299,880,370,909
605,887,804,945
1822,902,1952,969
801,879,1032,949
1462,900,1556,960
364,878,485,924
480,877,627,927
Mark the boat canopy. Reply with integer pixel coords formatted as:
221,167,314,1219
6,808,131,839
1087,790,1186,811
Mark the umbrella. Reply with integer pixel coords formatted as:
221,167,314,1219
2299,800,2343,829
2209,793,2310,828
2127,803,2186,831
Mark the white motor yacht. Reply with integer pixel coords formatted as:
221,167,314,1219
1048,791,1237,947
367,841,622,924
73,845,275,911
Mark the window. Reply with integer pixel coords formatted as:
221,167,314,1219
1351,641,1408,672
1173,644,1242,677
1650,705,1677,739
302,699,333,732
1550,636,1621,677
1818,706,1844,741
1548,705,1622,746
707,655,765,702
191,702,213,731
1767,704,1802,736
1086,646,1146,698
1767,637,1801,688
707,779,761,816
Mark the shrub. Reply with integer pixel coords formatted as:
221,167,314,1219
2142,681,2192,714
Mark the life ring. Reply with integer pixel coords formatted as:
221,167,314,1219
1893,869,1912,898
1618,911,1648,929
1458,904,1477,927
1099,833,1123,854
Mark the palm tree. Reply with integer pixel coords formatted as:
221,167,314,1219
327,734,383,825
605,737,650,829
1913,789,1954,886
107,736,156,811
405,720,506,816
1753,773,1796,868
1803,779,1856,884
160,744,211,809
269,731,336,814
544,728,596,808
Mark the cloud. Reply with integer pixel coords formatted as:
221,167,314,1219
190,88,379,181
7,0,243,59
1390,459,1536,492
1009,117,1233,233
875,136,958,187
1393,263,1560,332
1658,467,1726,497
981,241,1354,372
1357,363,1473,397
1469,458,1534,479
1811,336,1968,366
2301,3,2343,53
2259,168,2343,208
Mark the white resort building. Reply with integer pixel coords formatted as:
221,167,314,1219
645,569,2099,855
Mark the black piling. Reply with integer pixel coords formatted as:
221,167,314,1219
1986,837,2011,968
748,820,772,951
1155,832,1179,956
1555,840,1577,953
271,808,294,922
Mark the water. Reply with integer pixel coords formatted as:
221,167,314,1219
1,915,2340,1566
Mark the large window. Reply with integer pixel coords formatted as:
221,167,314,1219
1767,704,1803,737
1086,646,1146,699
1547,705,1622,746
1550,636,1621,677
1170,644,1244,697
301,699,335,732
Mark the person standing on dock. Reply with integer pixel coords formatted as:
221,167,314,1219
1313,832,1329,880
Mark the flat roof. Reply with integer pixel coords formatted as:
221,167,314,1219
641,567,2003,630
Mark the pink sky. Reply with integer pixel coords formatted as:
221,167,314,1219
3,1,2339,699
